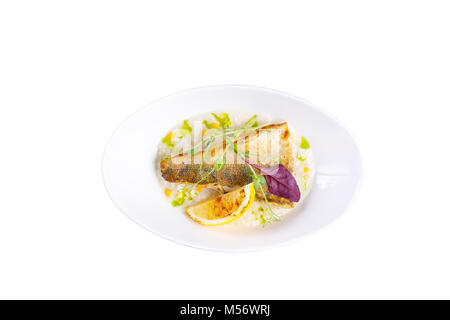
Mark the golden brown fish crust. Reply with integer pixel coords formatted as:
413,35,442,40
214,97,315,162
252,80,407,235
161,163,252,188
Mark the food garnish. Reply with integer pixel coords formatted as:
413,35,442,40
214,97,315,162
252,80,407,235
243,159,301,203
211,113,231,129
171,186,194,207
296,152,307,162
161,132,174,148
244,114,259,128
186,183,255,226
202,120,214,129
300,136,310,149
178,120,192,138
244,162,280,224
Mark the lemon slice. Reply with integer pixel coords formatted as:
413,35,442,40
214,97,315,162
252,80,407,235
186,183,255,226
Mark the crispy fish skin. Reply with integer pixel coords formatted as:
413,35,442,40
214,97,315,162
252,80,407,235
160,122,295,208
160,163,252,188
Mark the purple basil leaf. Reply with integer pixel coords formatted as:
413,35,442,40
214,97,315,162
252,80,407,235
243,159,301,202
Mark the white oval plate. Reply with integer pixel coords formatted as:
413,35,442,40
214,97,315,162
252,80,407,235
102,85,362,251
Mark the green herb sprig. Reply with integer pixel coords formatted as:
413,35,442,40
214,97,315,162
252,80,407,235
211,113,231,129
178,120,192,138
224,136,279,224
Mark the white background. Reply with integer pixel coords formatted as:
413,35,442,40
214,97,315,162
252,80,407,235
1,1,449,299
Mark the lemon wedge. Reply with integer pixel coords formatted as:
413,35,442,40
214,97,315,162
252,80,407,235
186,183,255,226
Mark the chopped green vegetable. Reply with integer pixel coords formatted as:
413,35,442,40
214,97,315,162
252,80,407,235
259,213,267,225
178,120,192,138
211,113,231,129
202,120,214,129
255,207,267,224
161,133,174,148
171,186,193,207
171,198,185,207
296,152,307,162
300,136,310,149
252,207,269,224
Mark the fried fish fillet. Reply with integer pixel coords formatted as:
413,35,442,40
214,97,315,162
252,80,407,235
160,122,295,208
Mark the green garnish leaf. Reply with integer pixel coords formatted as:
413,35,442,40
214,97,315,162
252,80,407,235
250,171,266,190
202,120,214,129
178,120,192,138
211,113,231,129
161,133,174,148
300,136,310,149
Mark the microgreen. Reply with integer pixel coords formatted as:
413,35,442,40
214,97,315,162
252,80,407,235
161,133,174,148
211,113,231,129
202,120,214,129
244,114,258,128
223,133,298,224
214,153,227,171
224,136,278,224
250,171,266,190
178,120,192,138
243,159,300,203
245,161,280,224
